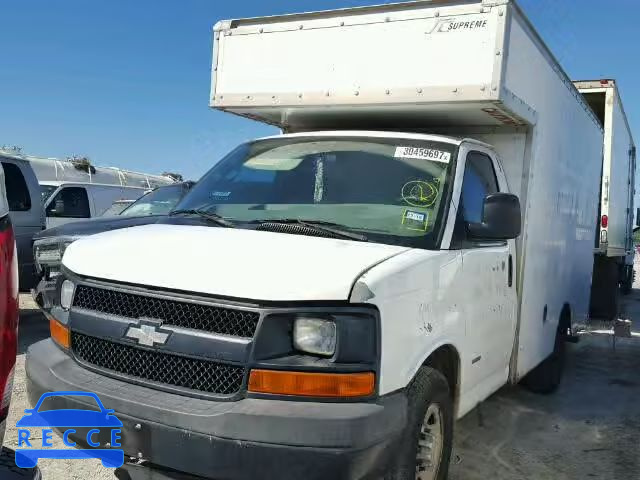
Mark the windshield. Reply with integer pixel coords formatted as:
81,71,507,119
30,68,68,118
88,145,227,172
120,184,185,217
174,136,457,249
101,201,134,217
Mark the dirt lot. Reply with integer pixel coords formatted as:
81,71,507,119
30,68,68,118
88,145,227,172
4,289,640,480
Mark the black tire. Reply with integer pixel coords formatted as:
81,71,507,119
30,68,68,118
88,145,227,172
521,329,565,394
385,367,453,480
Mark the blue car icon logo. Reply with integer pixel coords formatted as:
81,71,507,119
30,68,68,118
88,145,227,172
15,391,124,468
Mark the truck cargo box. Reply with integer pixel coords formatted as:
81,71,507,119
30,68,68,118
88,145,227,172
576,79,636,316
211,0,546,131
575,80,636,259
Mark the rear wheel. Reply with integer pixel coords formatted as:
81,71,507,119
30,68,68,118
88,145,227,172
385,367,453,480
521,328,565,394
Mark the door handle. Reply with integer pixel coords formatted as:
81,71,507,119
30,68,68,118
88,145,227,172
508,254,513,287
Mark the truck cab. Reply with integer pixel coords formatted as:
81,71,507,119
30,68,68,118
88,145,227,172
28,130,524,480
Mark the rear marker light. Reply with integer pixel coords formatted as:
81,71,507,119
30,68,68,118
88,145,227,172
601,215,608,228
248,369,375,398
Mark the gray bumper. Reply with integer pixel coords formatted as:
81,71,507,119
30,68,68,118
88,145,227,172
26,339,407,480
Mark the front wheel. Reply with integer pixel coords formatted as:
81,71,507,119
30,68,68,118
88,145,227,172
385,367,453,480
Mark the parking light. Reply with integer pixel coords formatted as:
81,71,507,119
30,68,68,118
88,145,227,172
50,318,70,350
248,369,375,398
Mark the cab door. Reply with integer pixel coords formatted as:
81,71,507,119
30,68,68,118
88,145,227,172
450,147,517,397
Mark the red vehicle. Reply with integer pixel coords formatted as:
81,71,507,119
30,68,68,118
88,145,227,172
0,164,20,445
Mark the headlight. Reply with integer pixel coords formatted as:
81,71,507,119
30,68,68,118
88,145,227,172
35,240,76,274
60,280,75,310
35,245,62,264
293,317,337,357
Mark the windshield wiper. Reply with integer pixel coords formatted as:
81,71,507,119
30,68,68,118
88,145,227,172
169,209,236,228
255,218,368,242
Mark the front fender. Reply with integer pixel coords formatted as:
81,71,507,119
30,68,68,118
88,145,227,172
352,249,467,396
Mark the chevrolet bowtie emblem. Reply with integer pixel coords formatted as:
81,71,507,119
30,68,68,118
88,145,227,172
125,323,170,347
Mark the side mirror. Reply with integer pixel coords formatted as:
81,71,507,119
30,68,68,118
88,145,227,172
468,193,521,240
636,208,640,228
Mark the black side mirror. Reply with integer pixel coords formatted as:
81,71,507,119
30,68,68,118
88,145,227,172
468,193,521,240
636,208,640,228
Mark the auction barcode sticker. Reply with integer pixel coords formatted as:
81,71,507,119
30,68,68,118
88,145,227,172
394,146,451,163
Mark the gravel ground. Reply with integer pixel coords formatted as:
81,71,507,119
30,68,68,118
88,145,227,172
4,279,640,480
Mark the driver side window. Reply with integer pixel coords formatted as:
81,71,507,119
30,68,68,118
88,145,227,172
452,152,499,246
46,187,90,218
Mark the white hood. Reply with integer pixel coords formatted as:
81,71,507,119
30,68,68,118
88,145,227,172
63,224,409,301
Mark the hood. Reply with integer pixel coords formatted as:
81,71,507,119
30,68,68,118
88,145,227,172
35,215,168,240
63,224,409,301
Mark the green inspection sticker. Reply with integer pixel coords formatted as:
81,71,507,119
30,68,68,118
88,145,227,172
402,209,429,232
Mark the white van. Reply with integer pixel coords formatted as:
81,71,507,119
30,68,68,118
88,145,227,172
28,1,604,479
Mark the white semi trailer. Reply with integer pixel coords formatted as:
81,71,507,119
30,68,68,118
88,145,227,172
575,80,636,319
29,1,605,479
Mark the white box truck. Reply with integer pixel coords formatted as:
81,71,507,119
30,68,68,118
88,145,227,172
27,1,604,479
574,80,636,319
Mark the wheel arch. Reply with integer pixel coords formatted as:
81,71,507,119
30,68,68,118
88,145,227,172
420,344,461,415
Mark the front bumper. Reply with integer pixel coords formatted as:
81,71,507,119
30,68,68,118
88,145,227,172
26,339,407,480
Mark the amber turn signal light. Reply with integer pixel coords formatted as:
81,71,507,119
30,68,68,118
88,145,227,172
248,369,375,398
50,318,70,349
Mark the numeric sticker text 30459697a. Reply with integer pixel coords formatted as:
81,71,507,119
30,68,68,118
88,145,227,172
394,147,451,163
